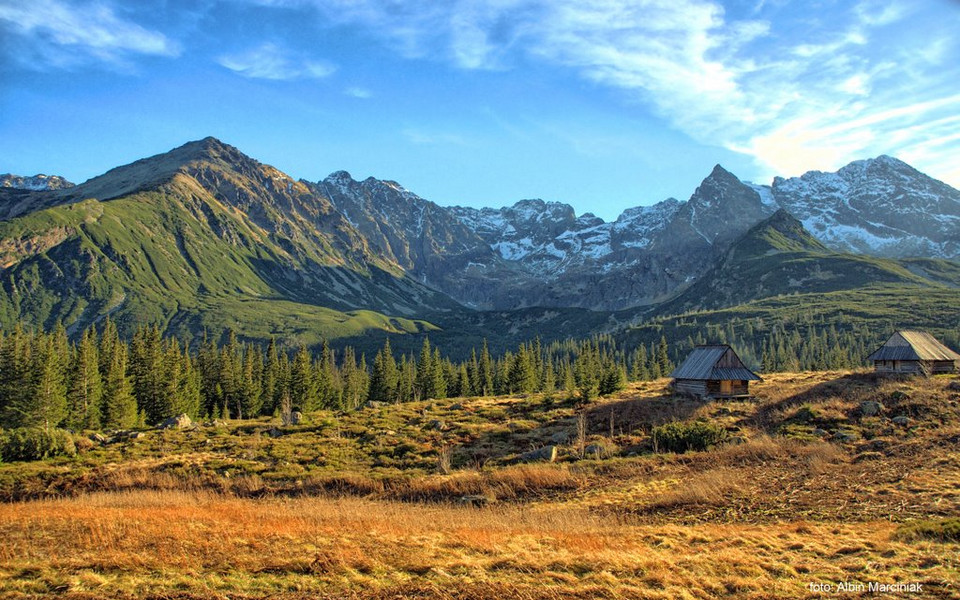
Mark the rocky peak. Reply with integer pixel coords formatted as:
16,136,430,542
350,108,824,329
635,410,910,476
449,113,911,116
0,174,75,191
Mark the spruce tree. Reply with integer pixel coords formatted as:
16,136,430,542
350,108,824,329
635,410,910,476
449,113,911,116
369,339,398,404
0,324,30,428
478,339,494,396
66,328,103,430
261,338,280,415
12,334,68,431
101,340,137,429
290,344,317,412
415,338,434,401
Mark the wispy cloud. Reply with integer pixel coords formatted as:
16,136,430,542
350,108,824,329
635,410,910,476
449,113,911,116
247,0,960,184
217,43,336,80
0,0,179,69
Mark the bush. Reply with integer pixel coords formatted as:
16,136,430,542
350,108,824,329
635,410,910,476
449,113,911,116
652,421,728,453
893,518,960,543
0,428,77,462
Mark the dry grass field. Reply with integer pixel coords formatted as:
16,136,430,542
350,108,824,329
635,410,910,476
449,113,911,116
2,371,959,599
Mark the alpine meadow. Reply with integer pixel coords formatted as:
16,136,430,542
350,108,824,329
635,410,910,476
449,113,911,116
2,1,960,598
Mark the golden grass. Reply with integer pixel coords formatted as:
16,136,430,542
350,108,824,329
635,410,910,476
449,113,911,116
1,490,958,599
3,372,960,598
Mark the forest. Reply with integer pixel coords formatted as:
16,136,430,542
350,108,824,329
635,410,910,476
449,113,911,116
0,310,921,443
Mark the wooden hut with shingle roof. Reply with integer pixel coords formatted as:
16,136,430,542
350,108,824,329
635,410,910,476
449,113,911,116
866,331,959,375
669,345,762,399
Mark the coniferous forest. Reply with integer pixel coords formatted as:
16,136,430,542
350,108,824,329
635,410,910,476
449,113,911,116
4,310,957,441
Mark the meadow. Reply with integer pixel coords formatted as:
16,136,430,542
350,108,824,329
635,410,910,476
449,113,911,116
1,371,958,599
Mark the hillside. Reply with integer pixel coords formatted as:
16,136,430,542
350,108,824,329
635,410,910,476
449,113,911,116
0,138,461,346
651,210,960,317
1,371,958,598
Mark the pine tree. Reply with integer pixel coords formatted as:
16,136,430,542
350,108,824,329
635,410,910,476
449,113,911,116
101,339,137,429
630,345,649,381
656,336,673,376
11,334,68,431
66,328,103,430
130,325,171,424
574,345,599,404
431,347,447,399
478,339,494,396
0,324,31,428
261,338,280,416
369,339,398,404
415,338,434,401
290,344,317,412
178,350,202,418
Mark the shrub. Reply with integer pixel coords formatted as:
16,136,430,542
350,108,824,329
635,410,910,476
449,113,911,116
1,428,77,462
893,518,960,543
652,421,728,453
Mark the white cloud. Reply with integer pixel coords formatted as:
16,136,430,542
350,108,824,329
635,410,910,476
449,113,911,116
218,43,336,80
0,0,179,68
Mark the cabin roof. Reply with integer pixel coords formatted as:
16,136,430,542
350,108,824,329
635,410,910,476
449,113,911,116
669,344,762,381
866,331,960,362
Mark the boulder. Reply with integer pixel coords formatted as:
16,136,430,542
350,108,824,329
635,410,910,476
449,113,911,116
584,444,604,458
521,445,558,463
364,401,387,409
812,428,829,437
550,431,570,445
449,403,464,410
290,411,303,425
428,419,447,431
859,401,884,417
892,415,911,427
947,381,960,392
159,414,193,429
89,432,107,445
833,431,857,443
266,427,283,438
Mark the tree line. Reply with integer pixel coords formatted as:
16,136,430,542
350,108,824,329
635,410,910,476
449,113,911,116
4,313,953,432
0,322,676,430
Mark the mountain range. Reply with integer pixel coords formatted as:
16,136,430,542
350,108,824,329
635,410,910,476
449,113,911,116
1,137,958,353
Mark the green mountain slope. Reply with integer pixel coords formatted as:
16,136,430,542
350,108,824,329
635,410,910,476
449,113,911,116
651,210,959,317
0,139,454,346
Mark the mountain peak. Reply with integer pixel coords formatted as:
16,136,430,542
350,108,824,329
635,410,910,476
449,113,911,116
1,173,75,191
739,208,828,254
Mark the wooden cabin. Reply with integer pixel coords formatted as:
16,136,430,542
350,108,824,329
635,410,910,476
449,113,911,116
669,345,762,399
866,331,959,375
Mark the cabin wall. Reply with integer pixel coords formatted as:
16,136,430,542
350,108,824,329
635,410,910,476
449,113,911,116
674,379,751,398
871,360,956,374
929,360,957,374
674,379,708,397
873,360,921,373
706,380,751,397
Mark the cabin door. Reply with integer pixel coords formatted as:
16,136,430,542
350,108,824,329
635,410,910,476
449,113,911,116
720,380,732,395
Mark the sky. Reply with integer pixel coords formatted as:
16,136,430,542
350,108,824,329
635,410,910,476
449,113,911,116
1,0,959,221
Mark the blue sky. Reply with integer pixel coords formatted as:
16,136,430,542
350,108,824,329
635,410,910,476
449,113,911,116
1,0,958,220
